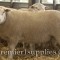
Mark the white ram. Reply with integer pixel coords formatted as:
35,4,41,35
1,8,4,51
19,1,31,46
0,7,60,60
29,3,46,11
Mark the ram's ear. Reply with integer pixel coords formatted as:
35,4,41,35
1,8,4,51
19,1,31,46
4,9,10,12
45,6,49,10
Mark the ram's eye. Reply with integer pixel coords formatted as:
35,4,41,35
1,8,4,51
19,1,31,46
31,6,34,8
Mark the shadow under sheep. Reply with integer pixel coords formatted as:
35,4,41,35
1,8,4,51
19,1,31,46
0,35,60,57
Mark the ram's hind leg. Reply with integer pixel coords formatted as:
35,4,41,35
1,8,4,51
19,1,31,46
55,35,60,49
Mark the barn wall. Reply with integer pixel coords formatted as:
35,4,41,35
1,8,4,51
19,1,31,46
35,0,40,3
0,2,29,9
0,2,11,7
0,2,60,10
57,4,60,10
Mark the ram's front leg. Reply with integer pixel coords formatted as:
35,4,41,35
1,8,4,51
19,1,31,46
7,39,19,60
22,42,25,49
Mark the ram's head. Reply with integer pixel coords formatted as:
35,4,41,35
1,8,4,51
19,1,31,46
29,3,46,11
0,6,10,24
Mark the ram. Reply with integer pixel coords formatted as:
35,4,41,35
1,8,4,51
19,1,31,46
0,7,60,60
29,3,46,11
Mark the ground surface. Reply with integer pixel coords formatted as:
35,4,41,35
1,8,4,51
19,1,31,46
0,42,60,60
